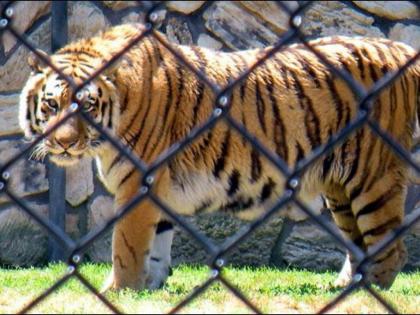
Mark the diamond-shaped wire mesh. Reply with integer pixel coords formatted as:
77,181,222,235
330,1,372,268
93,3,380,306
0,0,419,313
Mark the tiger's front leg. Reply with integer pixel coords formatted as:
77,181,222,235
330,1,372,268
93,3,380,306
102,170,168,291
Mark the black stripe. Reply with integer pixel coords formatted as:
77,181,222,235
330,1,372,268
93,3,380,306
349,184,363,202
259,178,276,203
325,75,344,131
141,41,169,159
343,129,363,185
156,220,174,234
271,58,291,89
362,216,401,238
145,54,178,160
355,187,399,220
298,54,321,88
372,247,396,265
192,82,205,126
290,70,321,149
189,46,209,127
233,53,250,146
250,148,262,183
194,200,212,214
223,197,254,213
296,142,305,163
330,203,351,213
264,70,288,164
322,152,335,181
119,44,152,147
255,80,267,134
108,99,113,129
212,129,231,178
343,43,365,80
227,169,241,196
117,167,136,189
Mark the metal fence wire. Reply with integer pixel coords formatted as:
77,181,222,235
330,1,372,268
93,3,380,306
0,0,419,313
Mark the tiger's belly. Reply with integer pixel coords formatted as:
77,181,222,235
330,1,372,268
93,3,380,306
165,171,321,221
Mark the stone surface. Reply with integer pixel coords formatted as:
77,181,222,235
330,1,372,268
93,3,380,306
203,1,279,50
0,139,48,204
301,1,385,38
68,1,110,42
121,12,146,24
65,213,80,239
86,195,114,262
1,1,50,55
404,206,420,270
238,1,296,34
197,33,223,50
65,158,94,207
172,213,283,267
102,1,138,11
0,203,49,266
280,217,346,271
353,1,420,20
0,18,51,93
167,1,205,15
166,18,193,45
389,23,420,50
0,94,21,136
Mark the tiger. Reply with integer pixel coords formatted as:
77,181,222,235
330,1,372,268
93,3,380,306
18,23,419,291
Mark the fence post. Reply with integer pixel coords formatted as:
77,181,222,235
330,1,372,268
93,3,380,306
48,1,68,262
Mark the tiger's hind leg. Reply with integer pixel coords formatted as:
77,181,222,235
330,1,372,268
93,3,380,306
324,188,364,288
350,170,408,289
146,220,174,290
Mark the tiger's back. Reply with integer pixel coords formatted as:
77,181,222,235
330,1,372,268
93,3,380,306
19,24,420,291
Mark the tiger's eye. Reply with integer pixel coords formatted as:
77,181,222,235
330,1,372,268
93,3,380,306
83,101,94,112
46,99,59,111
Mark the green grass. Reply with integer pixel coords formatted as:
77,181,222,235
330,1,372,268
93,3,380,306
0,263,419,314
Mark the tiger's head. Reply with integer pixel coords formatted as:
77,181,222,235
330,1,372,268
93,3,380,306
19,50,120,167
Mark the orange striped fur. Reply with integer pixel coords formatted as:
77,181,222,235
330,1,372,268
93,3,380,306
19,24,420,290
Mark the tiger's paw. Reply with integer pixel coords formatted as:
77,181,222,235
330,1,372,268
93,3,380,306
146,258,172,290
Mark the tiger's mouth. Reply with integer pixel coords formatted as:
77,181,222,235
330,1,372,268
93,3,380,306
49,151,84,167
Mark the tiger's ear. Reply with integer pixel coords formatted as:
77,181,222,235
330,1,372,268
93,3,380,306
27,49,50,73
101,57,127,80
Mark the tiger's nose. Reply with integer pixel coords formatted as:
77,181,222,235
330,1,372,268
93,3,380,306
54,137,78,150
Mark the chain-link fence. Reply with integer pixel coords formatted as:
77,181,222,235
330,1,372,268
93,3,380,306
0,1,419,313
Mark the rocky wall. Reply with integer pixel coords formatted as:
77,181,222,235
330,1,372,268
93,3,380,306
0,1,419,271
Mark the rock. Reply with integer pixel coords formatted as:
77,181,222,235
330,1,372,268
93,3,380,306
0,18,51,93
172,213,283,267
86,195,114,262
68,1,110,42
1,1,50,55
102,1,138,11
203,1,279,50
166,18,193,45
0,139,48,204
197,33,223,50
301,1,384,38
389,23,420,50
404,206,420,270
121,12,146,24
238,1,296,34
353,1,420,20
0,94,21,136
65,213,80,239
150,9,167,29
65,157,94,207
167,1,205,15
0,203,49,266
279,217,346,271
